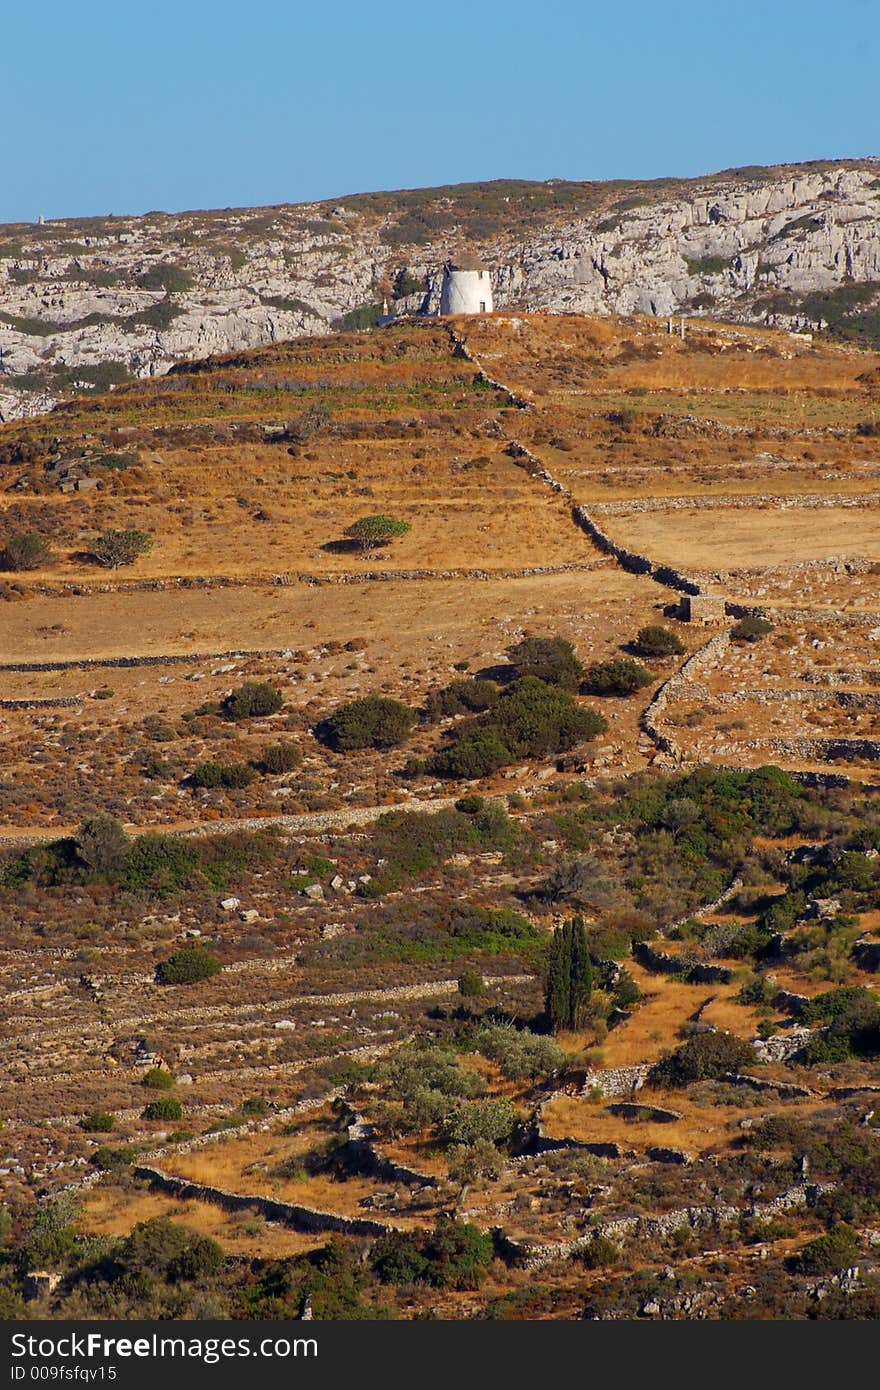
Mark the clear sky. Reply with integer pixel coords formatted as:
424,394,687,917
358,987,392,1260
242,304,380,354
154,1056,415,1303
5,0,879,223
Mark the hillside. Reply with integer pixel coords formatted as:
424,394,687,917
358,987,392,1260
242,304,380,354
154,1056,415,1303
3,159,880,421
1,312,879,1320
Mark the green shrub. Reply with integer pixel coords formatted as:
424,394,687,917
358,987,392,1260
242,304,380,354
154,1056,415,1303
439,1098,516,1148
142,1097,183,1122
797,986,880,1063
507,636,584,691
613,970,641,1008
423,1217,494,1289
394,271,425,298
454,795,485,814
583,658,654,696
370,1218,493,1289
259,741,301,774
370,1231,429,1285
446,905,538,951
136,297,182,329
731,616,773,643
319,695,416,751
685,255,729,276
649,1031,754,1087
426,726,512,778
458,971,485,997
91,1145,137,1171
427,677,607,777
142,1067,174,1090
424,679,499,719
748,1114,807,1151
241,1097,270,1117
333,303,383,332
113,1217,223,1283
577,1234,621,1268
0,532,49,571
79,1111,114,1133
156,947,222,986
191,761,257,789
790,1223,860,1275
121,834,200,896
475,1025,565,1081
634,624,685,658
75,813,128,880
222,681,283,720
136,264,194,293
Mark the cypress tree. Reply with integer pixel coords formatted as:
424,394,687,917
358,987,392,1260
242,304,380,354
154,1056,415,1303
545,925,570,1031
570,915,593,1028
546,916,592,1031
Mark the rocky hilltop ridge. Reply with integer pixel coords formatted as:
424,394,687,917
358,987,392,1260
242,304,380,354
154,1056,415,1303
2,158,879,420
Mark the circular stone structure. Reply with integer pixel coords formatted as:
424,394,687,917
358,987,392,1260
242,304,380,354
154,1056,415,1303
439,255,493,315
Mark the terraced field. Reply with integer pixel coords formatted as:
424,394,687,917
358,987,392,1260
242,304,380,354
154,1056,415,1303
1,313,879,1320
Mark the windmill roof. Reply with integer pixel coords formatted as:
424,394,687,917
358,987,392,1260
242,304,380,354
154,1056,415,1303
445,254,489,272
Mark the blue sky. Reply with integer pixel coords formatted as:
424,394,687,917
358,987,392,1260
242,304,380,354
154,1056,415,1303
4,0,879,222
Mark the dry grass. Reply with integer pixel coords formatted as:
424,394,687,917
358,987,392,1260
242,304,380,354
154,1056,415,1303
600,506,880,569
79,1184,327,1257
160,1125,442,1227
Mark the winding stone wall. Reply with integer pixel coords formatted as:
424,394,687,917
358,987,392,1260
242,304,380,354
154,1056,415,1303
641,631,731,758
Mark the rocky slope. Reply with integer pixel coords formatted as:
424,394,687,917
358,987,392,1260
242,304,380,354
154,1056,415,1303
2,159,879,419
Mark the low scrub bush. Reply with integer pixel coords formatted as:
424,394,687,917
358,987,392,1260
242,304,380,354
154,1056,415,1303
507,636,584,691
222,682,283,720
577,1235,621,1268
156,947,221,985
259,741,301,774
141,1068,174,1090
191,761,257,789
318,695,416,751
79,1111,114,1133
789,1223,860,1275
91,1145,137,1171
583,658,653,696
370,1219,493,1289
424,678,499,720
136,264,193,293
633,624,685,658
0,532,49,571
650,1031,754,1087
731,616,773,643
142,1097,183,1122
473,1025,564,1081
426,677,606,778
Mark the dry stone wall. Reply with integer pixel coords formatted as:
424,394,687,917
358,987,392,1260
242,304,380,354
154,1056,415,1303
641,631,730,758
133,1164,393,1237
496,1181,832,1270
589,493,880,515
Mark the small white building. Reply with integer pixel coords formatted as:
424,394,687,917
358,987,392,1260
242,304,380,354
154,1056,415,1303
439,255,493,315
